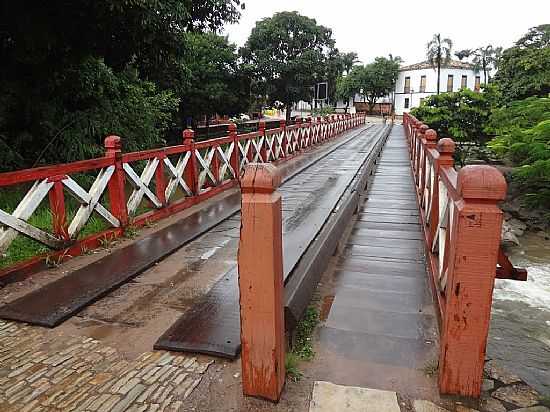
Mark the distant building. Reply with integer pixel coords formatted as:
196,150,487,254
394,60,479,115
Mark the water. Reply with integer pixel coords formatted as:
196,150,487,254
488,232,550,395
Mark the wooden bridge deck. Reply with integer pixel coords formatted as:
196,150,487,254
313,125,440,399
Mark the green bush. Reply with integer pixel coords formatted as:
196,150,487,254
487,97,550,209
411,87,498,165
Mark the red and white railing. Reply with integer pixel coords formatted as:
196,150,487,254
0,114,366,277
403,113,526,397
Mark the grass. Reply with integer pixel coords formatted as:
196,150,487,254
285,353,303,382
0,185,111,269
422,359,439,377
285,305,320,381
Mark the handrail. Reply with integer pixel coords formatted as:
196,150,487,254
0,113,366,277
403,112,526,397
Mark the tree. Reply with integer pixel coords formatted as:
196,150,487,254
240,11,336,122
341,52,360,75
335,75,357,113
455,45,502,84
353,57,400,113
173,33,250,126
0,0,243,170
493,24,550,102
426,34,453,95
487,97,550,209
411,87,499,165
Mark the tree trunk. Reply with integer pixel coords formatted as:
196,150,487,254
285,102,292,123
437,59,441,95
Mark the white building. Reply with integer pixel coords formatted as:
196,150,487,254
394,60,480,115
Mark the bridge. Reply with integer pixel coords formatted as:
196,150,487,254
0,114,527,409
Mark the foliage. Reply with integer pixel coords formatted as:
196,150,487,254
493,25,550,102
457,45,502,84
351,57,400,111
426,34,453,94
487,97,550,209
311,106,335,117
175,32,250,125
411,87,499,165
341,52,360,75
291,306,319,361
0,1,243,170
241,11,336,122
336,75,356,112
285,353,303,382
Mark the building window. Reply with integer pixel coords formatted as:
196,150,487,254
419,75,426,93
475,76,481,91
404,98,410,109
461,75,467,89
447,75,454,92
404,77,411,94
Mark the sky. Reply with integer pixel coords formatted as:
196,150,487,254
223,0,550,65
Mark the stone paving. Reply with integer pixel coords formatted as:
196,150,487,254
0,320,212,412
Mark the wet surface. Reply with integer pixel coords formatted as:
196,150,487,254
310,126,440,400
155,124,388,357
0,193,241,327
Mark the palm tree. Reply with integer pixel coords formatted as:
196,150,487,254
471,45,502,84
341,52,360,76
426,34,453,94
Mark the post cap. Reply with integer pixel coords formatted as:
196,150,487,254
104,135,121,150
183,128,195,141
419,124,429,134
241,163,281,194
437,138,455,155
425,129,438,142
458,165,507,201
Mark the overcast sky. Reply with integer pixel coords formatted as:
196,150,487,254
223,0,549,65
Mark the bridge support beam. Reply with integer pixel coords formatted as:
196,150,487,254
238,163,285,402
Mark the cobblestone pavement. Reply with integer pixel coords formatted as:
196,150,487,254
0,320,213,412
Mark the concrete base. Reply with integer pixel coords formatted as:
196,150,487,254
309,381,400,412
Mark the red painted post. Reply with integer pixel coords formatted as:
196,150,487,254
48,176,69,240
229,123,240,179
104,136,128,227
238,163,285,402
430,138,456,247
415,124,428,187
155,154,167,206
259,120,267,162
280,120,288,157
183,129,199,196
438,165,507,397
317,117,323,142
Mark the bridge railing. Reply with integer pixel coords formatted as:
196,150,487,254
0,114,365,278
403,112,526,397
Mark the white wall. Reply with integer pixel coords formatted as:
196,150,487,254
394,67,479,115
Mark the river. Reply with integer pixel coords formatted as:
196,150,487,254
488,232,550,395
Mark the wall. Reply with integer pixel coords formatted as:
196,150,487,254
394,67,479,115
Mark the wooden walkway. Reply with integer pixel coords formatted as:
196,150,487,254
313,125,439,399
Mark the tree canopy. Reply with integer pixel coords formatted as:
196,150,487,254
0,0,244,170
351,57,400,111
493,24,550,102
240,11,336,121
